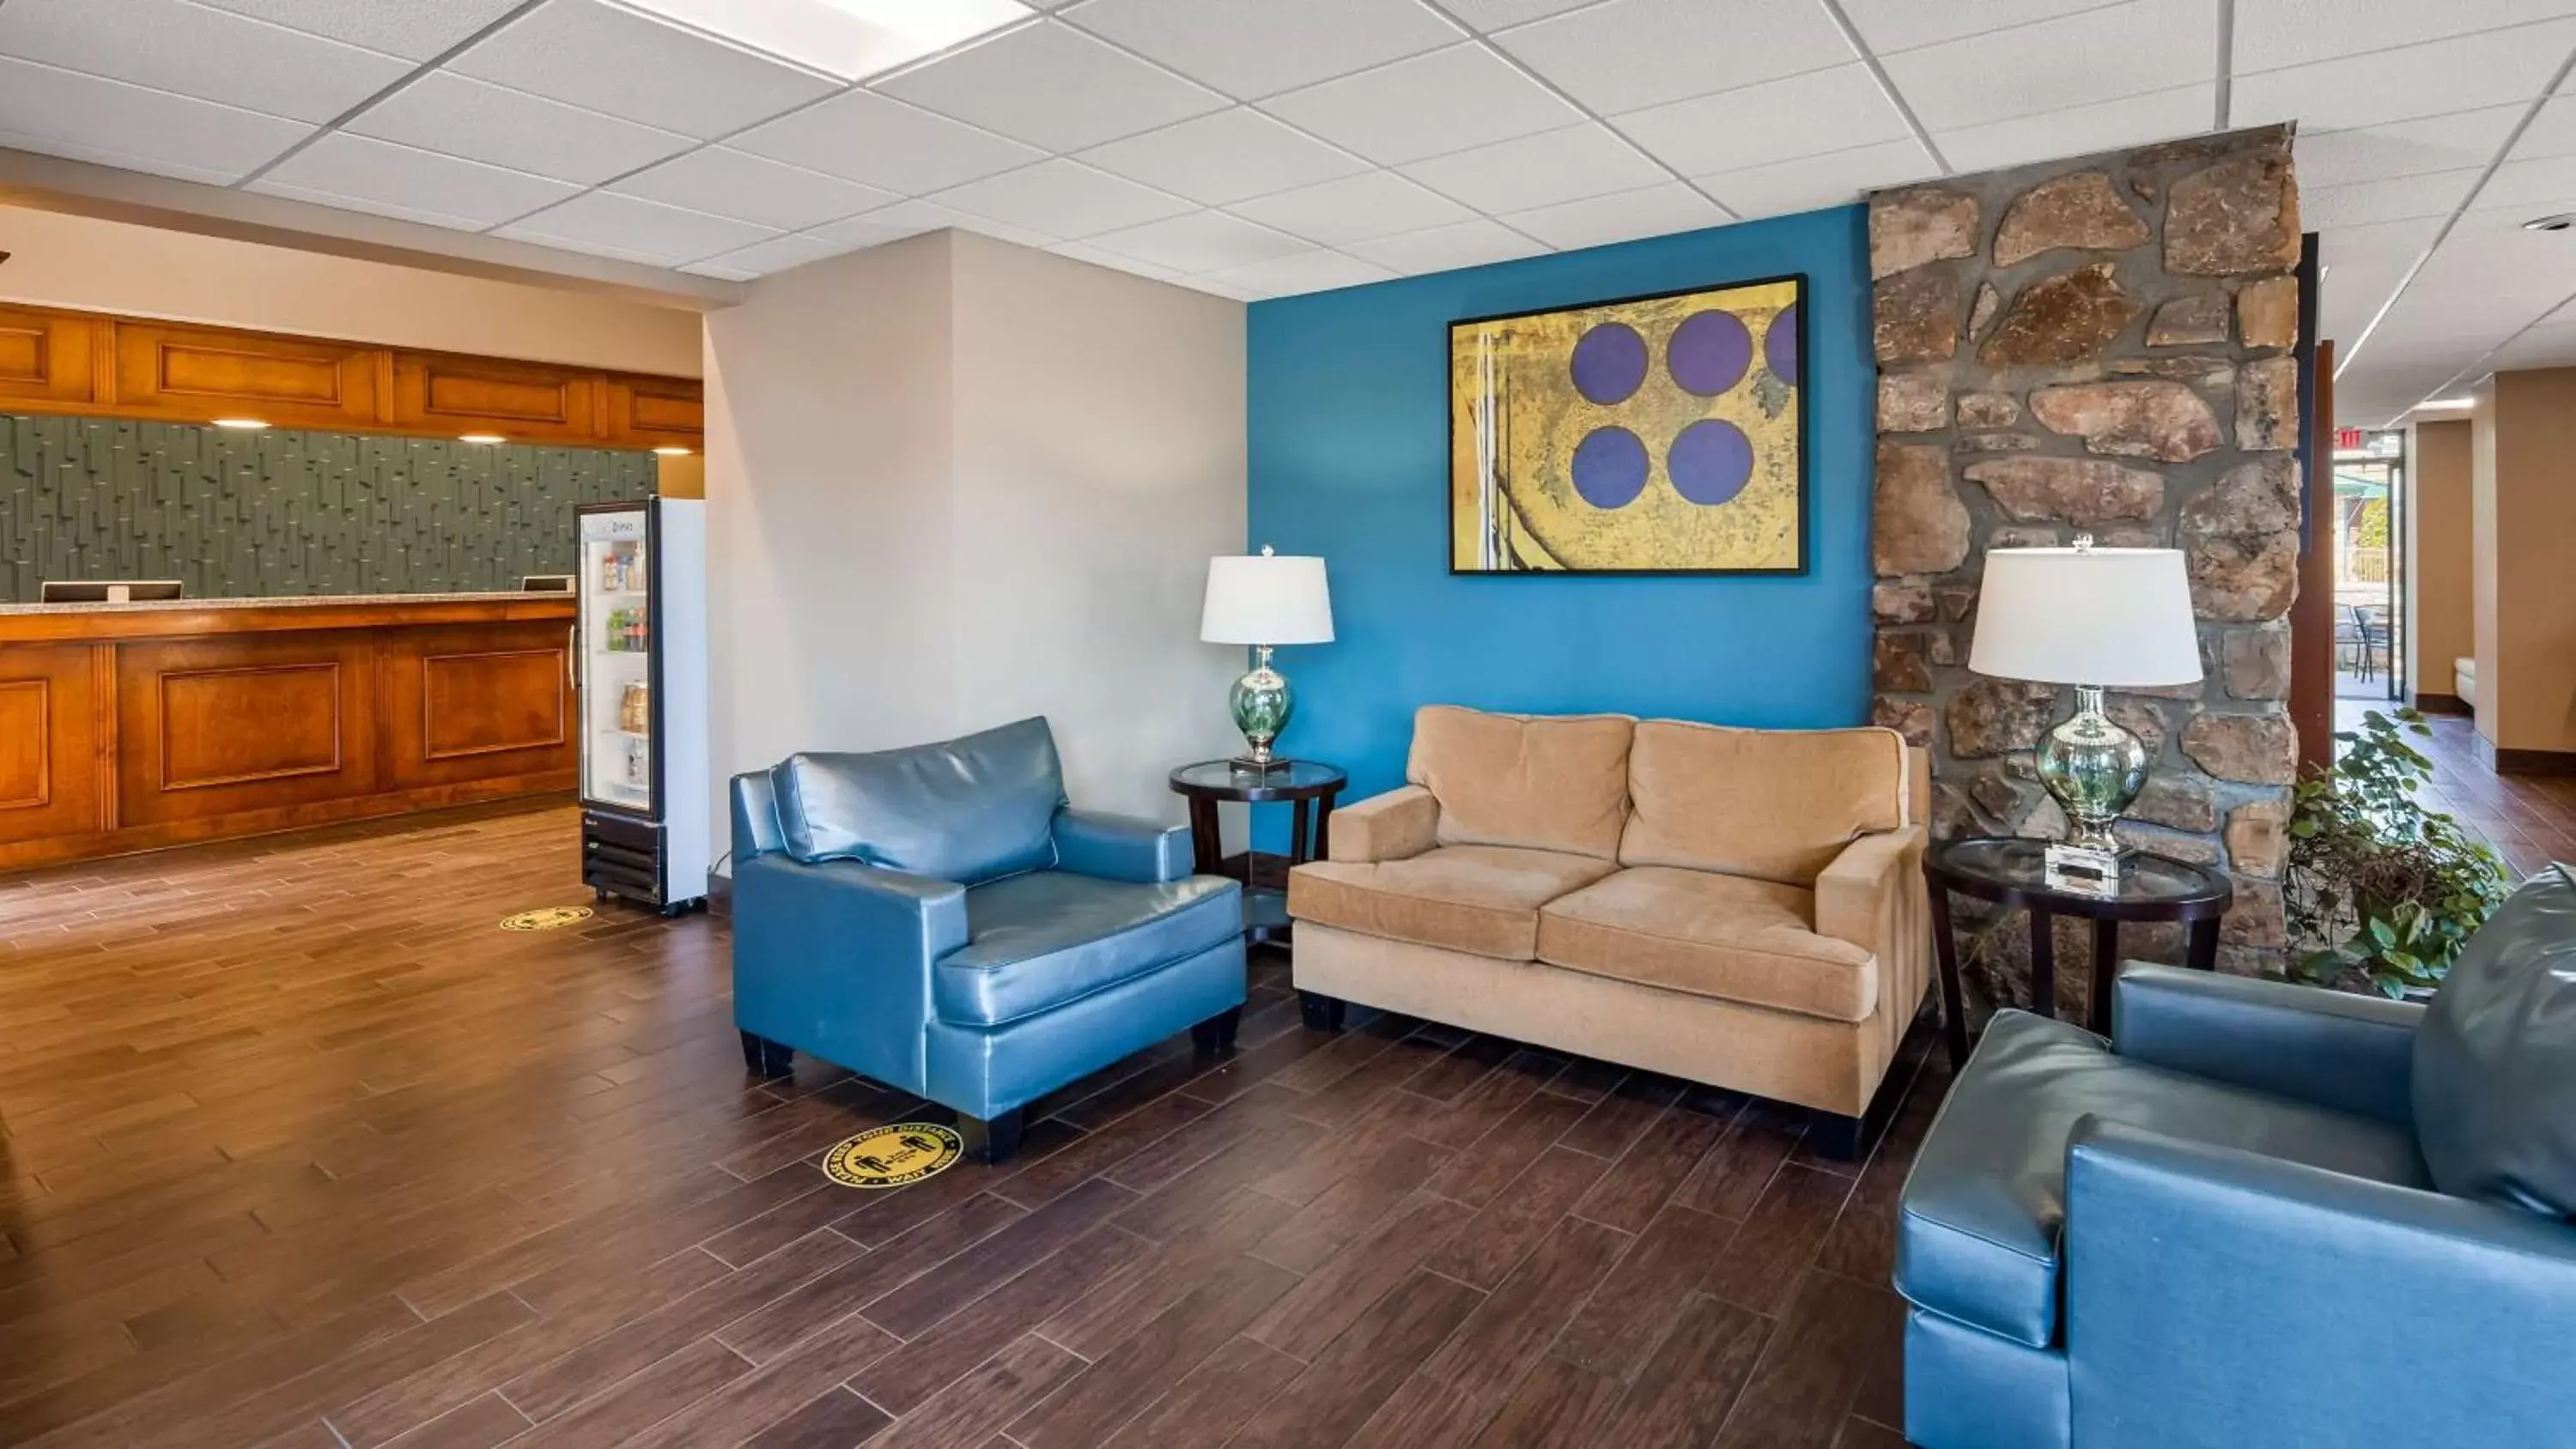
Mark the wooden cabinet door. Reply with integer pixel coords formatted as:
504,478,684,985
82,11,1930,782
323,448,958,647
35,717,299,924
600,373,702,450
379,621,578,792
115,631,380,827
0,304,100,412
111,322,379,430
0,643,105,847
387,351,598,445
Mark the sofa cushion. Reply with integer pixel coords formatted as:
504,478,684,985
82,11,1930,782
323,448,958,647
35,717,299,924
1621,720,1908,886
936,870,1242,1028
1537,866,1879,1022
1898,1009,2431,1350
1406,706,1633,860
2414,864,2576,1216
1289,845,1617,960
771,717,1065,885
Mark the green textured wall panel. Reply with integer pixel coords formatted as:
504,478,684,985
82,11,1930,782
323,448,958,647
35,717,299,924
0,413,657,601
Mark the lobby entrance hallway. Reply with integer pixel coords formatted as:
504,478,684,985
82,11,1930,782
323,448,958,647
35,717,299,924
0,803,1935,1447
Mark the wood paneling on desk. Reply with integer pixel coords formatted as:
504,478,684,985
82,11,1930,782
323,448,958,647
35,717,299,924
0,594,575,868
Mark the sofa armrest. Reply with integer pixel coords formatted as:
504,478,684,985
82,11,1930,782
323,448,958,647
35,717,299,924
732,852,969,1091
1328,785,1439,863
1815,825,1925,957
2065,1119,2576,1446
1052,808,1192,883
731,768,786,863
2111,964,2423,1125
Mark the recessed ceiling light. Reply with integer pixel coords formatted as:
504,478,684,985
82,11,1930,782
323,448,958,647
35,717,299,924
652,446,693,457
2416,397,2476,409
459,433,507,445
2524,214,2576,232
621,0,1030,82
211,418,270,430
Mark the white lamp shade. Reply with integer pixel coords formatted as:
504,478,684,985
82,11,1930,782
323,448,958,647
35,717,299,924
1969,547,2202,688
1200,552,1334,646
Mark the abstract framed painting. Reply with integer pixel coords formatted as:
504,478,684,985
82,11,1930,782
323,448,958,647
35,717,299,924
1449,274,1807,575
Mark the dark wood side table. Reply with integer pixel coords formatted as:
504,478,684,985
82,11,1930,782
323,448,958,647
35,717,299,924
1168,760,1346,945
1926,836,2234,1069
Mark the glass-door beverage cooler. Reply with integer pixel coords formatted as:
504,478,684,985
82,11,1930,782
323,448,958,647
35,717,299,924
576,499,709,913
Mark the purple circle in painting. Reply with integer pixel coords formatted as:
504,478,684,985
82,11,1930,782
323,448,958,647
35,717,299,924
1765,303,1800,381
1668,419,1754,506
1571,426,1649,509
1668,310,1752,397
1569,322,1647,405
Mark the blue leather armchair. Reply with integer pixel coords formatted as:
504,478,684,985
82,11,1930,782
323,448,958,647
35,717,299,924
730,718,1246,1161
1897,964,2576,1449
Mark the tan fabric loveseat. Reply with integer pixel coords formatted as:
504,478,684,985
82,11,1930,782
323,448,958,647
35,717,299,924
1285,705,1931,1154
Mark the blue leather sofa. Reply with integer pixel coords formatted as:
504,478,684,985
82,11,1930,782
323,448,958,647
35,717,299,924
729,718,1247,1161
1896,945,2576,1448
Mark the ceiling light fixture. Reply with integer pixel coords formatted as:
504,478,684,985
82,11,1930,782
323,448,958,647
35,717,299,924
2416,397,2476,409
618,0,1030,82
211,418,270,430
2524,214,2576,232
459,433,507,445
652,446,693,457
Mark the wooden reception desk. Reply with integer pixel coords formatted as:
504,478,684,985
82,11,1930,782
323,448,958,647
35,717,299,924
0,592,578,870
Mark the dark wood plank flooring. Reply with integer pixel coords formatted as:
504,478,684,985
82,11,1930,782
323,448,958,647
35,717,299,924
2376,703,2576,877
0,802,1943,1447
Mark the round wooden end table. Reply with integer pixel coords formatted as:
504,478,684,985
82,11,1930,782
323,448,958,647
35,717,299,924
1926,835,2234,1069
1168,760,1347,945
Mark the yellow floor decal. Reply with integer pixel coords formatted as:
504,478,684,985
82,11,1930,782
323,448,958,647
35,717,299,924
823,1124,963,1189
499,906,594,931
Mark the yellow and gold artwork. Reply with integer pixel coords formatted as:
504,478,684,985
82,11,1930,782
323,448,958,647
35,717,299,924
822,1123,963,1189
1449,276,1805,573
499,906,594,931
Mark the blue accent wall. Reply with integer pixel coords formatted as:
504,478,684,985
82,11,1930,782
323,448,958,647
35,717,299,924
1245,205,1877,820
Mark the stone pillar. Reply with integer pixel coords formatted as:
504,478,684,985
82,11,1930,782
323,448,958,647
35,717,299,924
1867,126,2302,1008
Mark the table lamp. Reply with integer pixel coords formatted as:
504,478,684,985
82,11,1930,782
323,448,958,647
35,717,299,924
1968,537,2202,891
1200,546,1334,770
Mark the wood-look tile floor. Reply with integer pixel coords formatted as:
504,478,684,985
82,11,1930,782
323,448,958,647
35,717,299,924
0,801,1941,1448
2372,704,2576,877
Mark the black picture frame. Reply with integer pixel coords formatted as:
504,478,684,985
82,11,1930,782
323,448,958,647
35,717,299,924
1446,271,1810,578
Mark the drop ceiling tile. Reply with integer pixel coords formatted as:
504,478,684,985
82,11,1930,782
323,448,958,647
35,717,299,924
2515,94,2576,163
809,199,1058,249
1081,209,1309,270
611,148,898,230
0,55,307,183
346,71,696,185
877,21,1226,150
1261,44,1580,166
1437,0,1601,31
731,89,1043,195
187,0,526,60
496,189,783,264
1075,108,1370,205
1345,217,1548,273
1838,0,2125,55
686,230,862,277
1224,168,1475,245
2318,215,2445,264
252,131,581,227
2232,21,2576,133
927,159,1193,238
1695,137,1940,221
1397,123,1667,215
2234,0,2576,73
2302,170,2484,230
1202,248,1396,296
1880,0,2215,132
1047,241,1186,280
1932,82,2213,175
680,260,760,281
2295,106,2523,191
1171,275,1261,300
0,0,410,124
449,0,840,140
1492,0,1854,115
1499,180,1723,251
1618,63,1910,178
2468,153,2576,215
1062,0,1461,100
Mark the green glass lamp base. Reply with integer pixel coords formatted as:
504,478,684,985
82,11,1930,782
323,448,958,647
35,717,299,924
1230,645,1294,768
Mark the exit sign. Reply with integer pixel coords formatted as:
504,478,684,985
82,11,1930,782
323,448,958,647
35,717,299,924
2336,427,2364,450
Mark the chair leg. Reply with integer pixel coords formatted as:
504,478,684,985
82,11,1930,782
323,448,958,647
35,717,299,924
1298,991,1346,1032
1191,1005,1242,1055
739,1030,792,1077
958,1108,1024,1165
1808,1111,1866,1162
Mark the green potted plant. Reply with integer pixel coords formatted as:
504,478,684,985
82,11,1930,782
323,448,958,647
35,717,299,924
2284,708,2511,998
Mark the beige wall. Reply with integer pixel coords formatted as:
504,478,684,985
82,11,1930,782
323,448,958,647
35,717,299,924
704,231,1247,864
2407,419,2475,700
2472,369,2576,755
0,204,702,375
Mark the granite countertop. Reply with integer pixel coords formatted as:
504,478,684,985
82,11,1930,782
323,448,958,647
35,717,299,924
0,591,566,615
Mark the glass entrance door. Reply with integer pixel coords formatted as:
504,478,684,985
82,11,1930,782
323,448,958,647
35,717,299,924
580,506,654,815
2332,433,2403,701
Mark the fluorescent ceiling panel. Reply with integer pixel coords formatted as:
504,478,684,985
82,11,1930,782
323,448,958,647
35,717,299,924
621,0,1031,81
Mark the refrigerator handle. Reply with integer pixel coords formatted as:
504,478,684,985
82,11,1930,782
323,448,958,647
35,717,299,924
567,624,579,694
